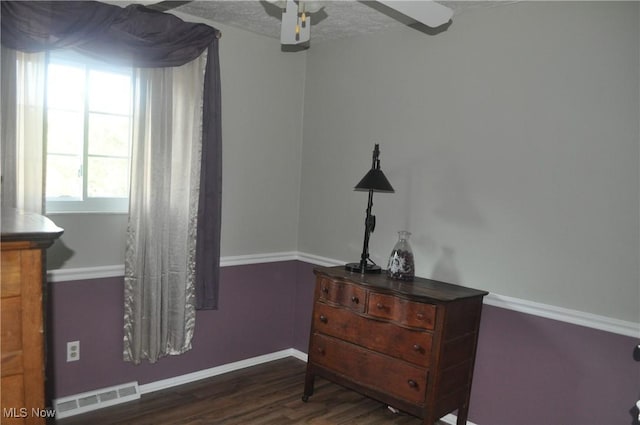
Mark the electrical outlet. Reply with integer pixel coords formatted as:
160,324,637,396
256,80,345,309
67,341,80,362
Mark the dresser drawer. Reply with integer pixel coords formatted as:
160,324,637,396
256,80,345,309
316,277,366,313
367,293,436,330
313,302,432,366
310,333,427,405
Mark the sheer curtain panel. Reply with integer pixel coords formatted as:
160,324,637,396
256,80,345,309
124,56,206,363
1,48,46,213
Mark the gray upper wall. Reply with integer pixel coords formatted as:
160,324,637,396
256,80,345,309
48,2,639,323
298,1,639,322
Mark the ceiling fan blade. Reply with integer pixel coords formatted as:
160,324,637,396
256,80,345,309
146,1,193,12
377,0,453,28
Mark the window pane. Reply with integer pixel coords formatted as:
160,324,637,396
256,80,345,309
46,155,82,199
44,54,133,213
88,113,130,157
47,109,83,155
88,70,131,114
88,157,129,198
47,63,84,111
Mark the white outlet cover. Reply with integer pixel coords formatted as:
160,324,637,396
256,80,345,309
67,341,80,362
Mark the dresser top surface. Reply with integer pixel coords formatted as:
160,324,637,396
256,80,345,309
314,266,488,302
1,208,64,245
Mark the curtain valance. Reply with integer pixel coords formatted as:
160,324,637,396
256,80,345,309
1,1,220,67
1,1,221,310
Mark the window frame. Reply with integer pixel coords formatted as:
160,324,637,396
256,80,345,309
44,50,133,214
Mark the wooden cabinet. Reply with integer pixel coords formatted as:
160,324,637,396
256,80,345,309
303,266,488,425
1,209,63,425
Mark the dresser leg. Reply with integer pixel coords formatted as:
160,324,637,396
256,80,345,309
456,403,470,425
302,371,315,402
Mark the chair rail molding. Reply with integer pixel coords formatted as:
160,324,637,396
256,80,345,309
47,251,639,338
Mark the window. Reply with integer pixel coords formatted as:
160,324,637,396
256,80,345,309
45,51,132,213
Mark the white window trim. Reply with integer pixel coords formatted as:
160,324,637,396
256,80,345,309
46,197,129,214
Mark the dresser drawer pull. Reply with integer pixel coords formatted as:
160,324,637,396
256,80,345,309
412,344,422,352
407,379,418,388
319,315,328,323
317,347,325,355
416,312,424,320
376,303,385,310
322,287,329,294
351,296,359,304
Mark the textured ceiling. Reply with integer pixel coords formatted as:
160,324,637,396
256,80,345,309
103,1,516,43
177,1,415,42
155,1,516,43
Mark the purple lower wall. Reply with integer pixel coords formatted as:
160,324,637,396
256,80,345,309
48,261,300,397
48,260,639,424
471,306,638,425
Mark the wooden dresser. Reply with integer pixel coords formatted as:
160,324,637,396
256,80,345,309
1,209,63,425
303,266,488,425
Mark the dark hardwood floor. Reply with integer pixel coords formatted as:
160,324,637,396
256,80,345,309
53,357,444,425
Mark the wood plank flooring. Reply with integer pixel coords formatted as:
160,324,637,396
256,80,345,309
54,357,444,425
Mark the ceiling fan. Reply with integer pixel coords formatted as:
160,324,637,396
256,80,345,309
146,0,454,49
265,0,454,48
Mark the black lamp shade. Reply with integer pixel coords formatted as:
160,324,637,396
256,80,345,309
354,169,395,193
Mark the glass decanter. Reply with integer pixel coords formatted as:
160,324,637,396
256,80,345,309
387,231,415,281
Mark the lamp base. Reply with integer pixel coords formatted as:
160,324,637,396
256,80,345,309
345,262,382,274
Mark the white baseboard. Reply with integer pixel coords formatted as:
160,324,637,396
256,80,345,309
441,413,478,425
289,348,308,362
139,348,305,395
47,251,640,338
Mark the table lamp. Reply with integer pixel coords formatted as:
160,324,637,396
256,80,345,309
345,144,394,274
